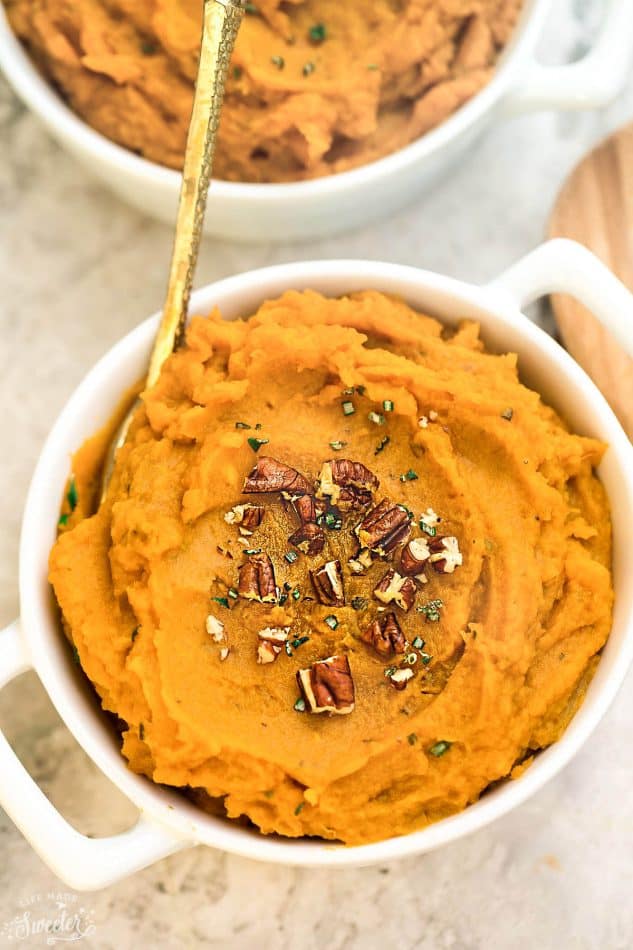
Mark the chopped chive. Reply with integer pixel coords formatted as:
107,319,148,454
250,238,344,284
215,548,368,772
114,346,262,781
303,61,316,77
398,504,414,520
342,401,355,416
400,469,418,482
384,666,397,678
58,513,69,527
368,411,385,426
417,599,443,622
255,423,263,430
213,596,230,608
342,387,355,395
235,421,251,430
294,697,306,712
429,740,451,757
383,399,394,412
233,65,243,79
420,652,433,665
131,627,139,642
244,548,262,556
67,477,78,511
367,63,379,71
284,582,292,591
263,789,274,799
375,436,390,455
285,641,293,657
248,437,269,453
351,596,368,611
294,801,306,815
324,511,342,530
271,54,285,69
278,593,288,605
412,635,425,650
407,733,417,746
356,385,366,396
285,550,299,564
329,440,347,451
292,636,310,649
308,23,327,44
292,588,301,601
324,614,338,630
419,520,437,537
71,644,80,666
141,40,157,56
228,587,239,600
244,2,258,13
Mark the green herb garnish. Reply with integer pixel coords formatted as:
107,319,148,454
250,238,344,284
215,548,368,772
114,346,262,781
141,40,157,56
294,801,306,815
407,733,417,746
248,437,269,453
294,697,306,712
285,641,293,657
233,65,243,80
329,440,347,451
131,627,139,642
400,469,418,482
420,652,433,665
383,399,394,412
244,548,262,556
367,63,379,70
58,513,69,527
324,614,338,630
264,790,274,799
71,644,80,667
429,740,451,757
271,55,285,69
228,587,239,600
375,436,390,455
292,637,310,649
244,2,258,13
351,596,368,611
303,61,316,77
285,550,299,564
67,477,78,511
342,400,355,416
368,411,385,426
417,599,443,622
419,520,437,537
235,421,251,429
292,588,301,601
384,666,397,678
308,23,327,44
278,593,288,605
324,511,342,530
213,596,230,609
412,635,425,650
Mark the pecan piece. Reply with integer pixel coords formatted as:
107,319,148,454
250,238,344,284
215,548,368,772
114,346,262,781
293,494,326,525
374,569,417,612
348,547,373,574
355,500,412,555
388,667,414,691
288,522,325,556
399,538,431,576
362,612,406,656
256,626,290,665
428,536,463,574
316,459,378,509
243,456,312,496
224,503,264,529
296,655,355,715
238,552,278,602
311,559,345,607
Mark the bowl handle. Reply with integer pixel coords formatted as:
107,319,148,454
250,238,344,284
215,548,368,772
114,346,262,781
0,619,189,890
505,0,633,114
488,238,633,358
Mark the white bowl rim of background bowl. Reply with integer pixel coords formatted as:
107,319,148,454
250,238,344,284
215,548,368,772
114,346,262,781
1,239,632,889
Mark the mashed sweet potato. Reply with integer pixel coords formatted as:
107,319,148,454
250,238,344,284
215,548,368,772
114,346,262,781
6,0,523,182
49,290,613,845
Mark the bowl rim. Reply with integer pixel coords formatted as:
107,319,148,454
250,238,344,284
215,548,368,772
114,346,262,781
0,0,549,201
18,257,633,867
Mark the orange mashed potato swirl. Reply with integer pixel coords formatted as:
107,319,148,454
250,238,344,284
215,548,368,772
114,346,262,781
49,290,613,845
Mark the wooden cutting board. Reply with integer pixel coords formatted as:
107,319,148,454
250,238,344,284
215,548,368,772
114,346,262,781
549,125,633,439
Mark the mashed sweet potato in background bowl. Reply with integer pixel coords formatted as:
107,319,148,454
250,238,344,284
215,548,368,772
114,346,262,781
1,0,632,241
2,240,632,889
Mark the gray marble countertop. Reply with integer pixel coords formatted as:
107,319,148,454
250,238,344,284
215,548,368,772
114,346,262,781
1,1,632,946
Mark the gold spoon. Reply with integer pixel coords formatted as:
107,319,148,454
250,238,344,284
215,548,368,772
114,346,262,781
99,0,245,501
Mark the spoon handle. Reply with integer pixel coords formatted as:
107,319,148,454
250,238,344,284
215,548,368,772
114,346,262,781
147,0,244,388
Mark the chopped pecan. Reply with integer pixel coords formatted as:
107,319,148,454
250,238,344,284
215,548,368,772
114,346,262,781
399,538,431,576
293,494,326,525
289,522,325,556
362,612,406,656
238,552,278,602
296,655,355,715
388,667,414,691
374,569,417,612
243,456,312,496
316,459,378,509
428,536,463,574
348,547,373,574
311,559,345,607
256,626,290,665
224,503,264,529
205,614,226,642
355,500,412,555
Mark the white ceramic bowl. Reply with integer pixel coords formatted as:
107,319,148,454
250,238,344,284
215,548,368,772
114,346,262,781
1,238,632,890
1,0,632,242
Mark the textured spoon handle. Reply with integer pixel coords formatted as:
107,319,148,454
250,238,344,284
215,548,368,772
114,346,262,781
147,0,244,388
